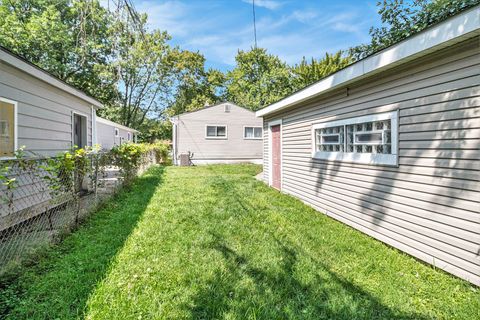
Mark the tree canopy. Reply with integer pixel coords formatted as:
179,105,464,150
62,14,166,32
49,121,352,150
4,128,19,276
349,0,479,60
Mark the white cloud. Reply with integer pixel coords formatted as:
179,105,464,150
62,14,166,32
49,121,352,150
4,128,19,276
134,1,190,36
242,0,283,10
122,1,377,69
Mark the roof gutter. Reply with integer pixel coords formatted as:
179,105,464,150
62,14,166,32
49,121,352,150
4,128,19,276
256,6,480,118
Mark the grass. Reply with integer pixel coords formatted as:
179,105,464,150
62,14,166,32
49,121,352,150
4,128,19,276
0,164,478,319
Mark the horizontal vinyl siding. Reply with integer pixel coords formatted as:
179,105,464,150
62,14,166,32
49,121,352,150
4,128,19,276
177,104,263,161
0,61,93,156
264,37,480,286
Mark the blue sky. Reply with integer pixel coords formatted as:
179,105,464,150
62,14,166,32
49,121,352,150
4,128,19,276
130,0,382,71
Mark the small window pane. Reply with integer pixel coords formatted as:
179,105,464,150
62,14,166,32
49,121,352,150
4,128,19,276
321,135,340,144
354,132,382,144
245,127,254,138
254,127,262,138
206,126,216,137
0,100,15,157
217,126,226,137
315,125,344,152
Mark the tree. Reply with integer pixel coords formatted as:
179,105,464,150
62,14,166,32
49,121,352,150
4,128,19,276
225,48,293,111
166,52,226,116
0,0,116,103
350,0,479,60
291,51,352,90
106,13,175,128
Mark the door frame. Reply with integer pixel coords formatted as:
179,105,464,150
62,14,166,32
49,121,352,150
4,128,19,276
268,119,282,189
71,111,89,149
0,97,18,159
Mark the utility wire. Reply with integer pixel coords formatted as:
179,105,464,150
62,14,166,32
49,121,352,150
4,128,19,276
252,0,257,49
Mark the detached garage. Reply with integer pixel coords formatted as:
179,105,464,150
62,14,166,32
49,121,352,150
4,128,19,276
256,7,479,286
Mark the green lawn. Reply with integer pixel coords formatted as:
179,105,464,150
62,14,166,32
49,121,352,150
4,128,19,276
0,165,478,319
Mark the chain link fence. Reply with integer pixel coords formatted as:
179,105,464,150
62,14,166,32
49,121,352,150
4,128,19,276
0,149,160,274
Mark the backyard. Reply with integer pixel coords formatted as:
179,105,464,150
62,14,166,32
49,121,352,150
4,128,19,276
0,164,478,319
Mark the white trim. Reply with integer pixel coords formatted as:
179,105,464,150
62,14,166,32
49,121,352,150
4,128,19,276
0,97,18,159
256,6,480,118
311,112,395,129
172,122,178,165
96,116,139,133
0,48,103,108
91,106,97,146
268,119,282,189
205,124,228,139
243,126,263,140
311,111,399,166
71,111,89,148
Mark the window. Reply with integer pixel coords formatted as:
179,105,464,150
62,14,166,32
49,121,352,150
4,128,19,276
114,128,119,137
206,125,227,138
224,104,231,113
312,111,398,166
127,132,131,141
73,113,87,149
244,127,262,139
0,98,16,158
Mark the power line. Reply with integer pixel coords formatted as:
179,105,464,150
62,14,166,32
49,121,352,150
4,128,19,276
252,0,257,49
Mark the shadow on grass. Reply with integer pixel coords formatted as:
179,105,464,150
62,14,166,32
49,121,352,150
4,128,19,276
187,232,429,320
0,166,165,319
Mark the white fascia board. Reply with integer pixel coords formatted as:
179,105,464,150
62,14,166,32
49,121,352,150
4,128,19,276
0,49,103,109
256,6,480,118
96,117,140,133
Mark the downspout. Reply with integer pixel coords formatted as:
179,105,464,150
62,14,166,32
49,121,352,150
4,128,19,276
170,117,178,166
91,106,97,147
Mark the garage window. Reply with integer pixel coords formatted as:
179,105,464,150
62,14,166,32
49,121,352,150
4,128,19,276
312,111,398,166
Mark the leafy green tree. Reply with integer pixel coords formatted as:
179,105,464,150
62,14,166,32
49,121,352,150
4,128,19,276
225,48,293,111
291,51,352,90
0,0,116,103
167,52,226,116
350,0,479,60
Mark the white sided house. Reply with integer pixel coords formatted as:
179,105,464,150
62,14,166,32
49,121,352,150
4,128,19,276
0,46,102,158
256,7,480,286
0,46,104,231
96,117,138,150
171,102,263,165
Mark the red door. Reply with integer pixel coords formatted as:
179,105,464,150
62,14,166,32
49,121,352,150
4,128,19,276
271,124,281,190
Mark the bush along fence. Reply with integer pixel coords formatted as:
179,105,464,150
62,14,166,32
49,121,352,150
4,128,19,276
0,142,170,274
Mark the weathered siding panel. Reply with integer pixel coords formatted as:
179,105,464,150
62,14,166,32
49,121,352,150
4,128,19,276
176,103,263,163
262,38,480,285
0,61,94,156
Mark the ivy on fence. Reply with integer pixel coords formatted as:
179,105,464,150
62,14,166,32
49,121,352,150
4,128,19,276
0,141,170,273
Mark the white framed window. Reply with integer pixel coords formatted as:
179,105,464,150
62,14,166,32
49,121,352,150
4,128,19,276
0,97,18,158
114,128,119,137
72,112,88,149
312,111,398,166
205,125,227,139
127,132,131,141
244,126,262,139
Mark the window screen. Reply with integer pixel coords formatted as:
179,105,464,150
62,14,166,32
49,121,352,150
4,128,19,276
206,126,227,138
244,127,262,139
